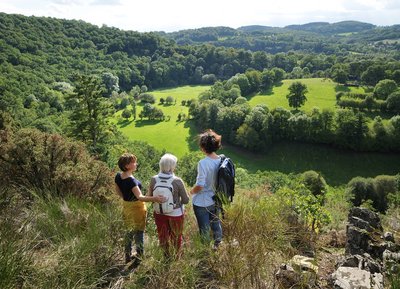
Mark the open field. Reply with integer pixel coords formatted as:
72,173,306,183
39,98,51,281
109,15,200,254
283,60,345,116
112,85,210,157
248,78,366,112
113,83,400,186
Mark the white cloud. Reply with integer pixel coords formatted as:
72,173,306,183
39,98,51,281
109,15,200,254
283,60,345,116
90,0,122,6
0,0,398,32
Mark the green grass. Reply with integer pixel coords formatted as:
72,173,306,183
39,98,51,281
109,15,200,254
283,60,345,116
112,85,210,157
248,78,366,112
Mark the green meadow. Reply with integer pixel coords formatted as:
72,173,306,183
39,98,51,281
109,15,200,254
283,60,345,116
113,81,400,186
113,85,210,157
248,78,366,112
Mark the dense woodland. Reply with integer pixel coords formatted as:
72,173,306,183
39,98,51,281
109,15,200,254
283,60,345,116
1,12,400,156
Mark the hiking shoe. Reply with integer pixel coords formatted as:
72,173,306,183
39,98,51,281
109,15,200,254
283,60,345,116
213,240,222,251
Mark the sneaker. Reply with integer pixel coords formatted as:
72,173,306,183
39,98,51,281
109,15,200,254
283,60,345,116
213,240,222,251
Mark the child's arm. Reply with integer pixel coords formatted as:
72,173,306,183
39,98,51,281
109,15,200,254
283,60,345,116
132,186,165,203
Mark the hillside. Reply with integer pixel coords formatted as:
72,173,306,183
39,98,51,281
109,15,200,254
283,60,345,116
285,20,376,34
166,20,400,54
1,126,399,289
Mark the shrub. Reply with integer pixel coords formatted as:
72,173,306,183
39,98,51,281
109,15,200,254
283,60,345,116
323,186,352,230
0,128,113,201
277,185,330,232
374,175,397,212
176,152,203,186
166,96,174,104
140,93,156,104
121,108,131,119
301,170,327,197
346,175,398,212
346,177,375,208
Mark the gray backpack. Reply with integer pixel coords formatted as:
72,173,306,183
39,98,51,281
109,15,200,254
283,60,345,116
153,176,175,214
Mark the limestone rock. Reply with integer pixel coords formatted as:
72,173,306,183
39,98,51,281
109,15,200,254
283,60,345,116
332,267,371,289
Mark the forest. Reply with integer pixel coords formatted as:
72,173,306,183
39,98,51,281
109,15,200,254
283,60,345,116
1,13,400,156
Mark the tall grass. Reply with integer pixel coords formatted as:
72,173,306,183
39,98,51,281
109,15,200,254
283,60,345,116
15,194,125,288
0,190,372,289
122,187,312,289
0,222,33,289
0,183,383,288
210,190,296,289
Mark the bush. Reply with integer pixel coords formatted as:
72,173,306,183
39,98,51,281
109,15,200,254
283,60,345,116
176,152,203,186
346,177,376,208
346,175,398,212
0,128,113,202
121,108,131,119
323,186,352,230
301,170,327,197
374,175,397,212
140,93,156,104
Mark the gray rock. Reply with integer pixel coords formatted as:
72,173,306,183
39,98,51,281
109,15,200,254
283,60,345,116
348,207,382,231
360,253,382,274
345,225,370,255
368,242,388,259
332,267,371,289
291,255,318,273
383,249,400,262
384,232,395,242
371,273,384,289
337,255,363,268
337,254,382,274
349,216,374,232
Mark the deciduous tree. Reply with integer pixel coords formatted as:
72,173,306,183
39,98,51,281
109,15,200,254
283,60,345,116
286,81,308,111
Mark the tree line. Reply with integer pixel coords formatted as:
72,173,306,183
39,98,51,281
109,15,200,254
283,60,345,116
189,73,400,152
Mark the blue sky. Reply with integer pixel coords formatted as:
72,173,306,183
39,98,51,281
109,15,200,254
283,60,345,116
0,0,399,32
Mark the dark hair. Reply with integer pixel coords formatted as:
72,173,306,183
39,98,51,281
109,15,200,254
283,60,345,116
199,129,221,154
118,153,137,171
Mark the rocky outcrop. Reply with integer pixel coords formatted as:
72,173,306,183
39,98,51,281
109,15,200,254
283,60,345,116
331,207,399,289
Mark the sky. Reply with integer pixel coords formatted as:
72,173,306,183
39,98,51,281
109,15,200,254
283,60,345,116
0,0,399,33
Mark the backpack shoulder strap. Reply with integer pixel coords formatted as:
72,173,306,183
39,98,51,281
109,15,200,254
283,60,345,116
155,175,175,186
164,176,175,186
218,154,226,167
